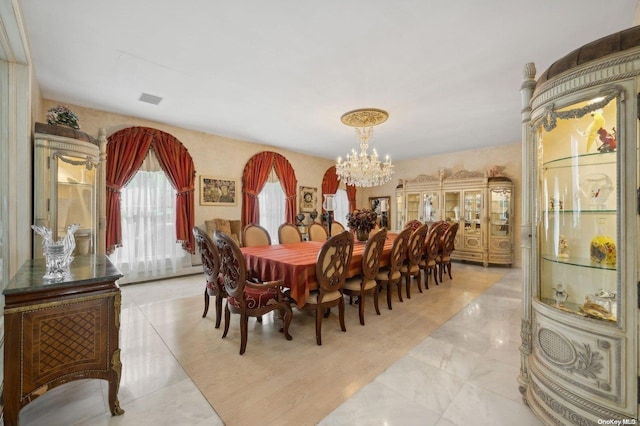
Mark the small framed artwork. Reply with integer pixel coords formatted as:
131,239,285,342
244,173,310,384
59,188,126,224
299,186,317,212
200,176,237,206
369,196,391,229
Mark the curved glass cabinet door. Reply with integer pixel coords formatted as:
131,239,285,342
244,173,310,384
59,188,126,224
537,96,618,321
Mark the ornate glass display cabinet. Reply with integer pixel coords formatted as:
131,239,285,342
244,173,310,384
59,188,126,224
520,28,639,424
33,123,107,258
488,177,514,265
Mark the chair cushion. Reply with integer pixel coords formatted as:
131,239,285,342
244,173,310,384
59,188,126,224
304,290,342,304
400,264,419,274
376,269,401,281
419,259,436,267
227,285,278,309
344,278,377,292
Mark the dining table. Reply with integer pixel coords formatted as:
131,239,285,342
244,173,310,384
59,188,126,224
240,233,396,308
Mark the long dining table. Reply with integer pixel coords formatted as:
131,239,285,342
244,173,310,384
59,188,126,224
240,233,396,308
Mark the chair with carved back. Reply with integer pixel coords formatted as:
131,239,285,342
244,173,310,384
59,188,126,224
278,223,303,244
300,231,354,345
213,230,292,355
400,223,429,299
404,219,422,232
242,223,271,247
343,228,387,325
308,222,328,241
419,221,445,289
193,227,226,329
328,220,345,236
375,227,411,309
437,222,459,282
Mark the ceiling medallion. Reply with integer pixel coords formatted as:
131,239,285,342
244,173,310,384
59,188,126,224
336,108,394,188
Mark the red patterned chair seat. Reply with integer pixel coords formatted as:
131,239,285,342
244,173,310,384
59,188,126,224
227,285,278,310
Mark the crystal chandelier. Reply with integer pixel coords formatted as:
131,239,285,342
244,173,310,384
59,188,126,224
336,108,394,187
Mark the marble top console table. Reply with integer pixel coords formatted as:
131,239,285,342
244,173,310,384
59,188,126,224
3,255,124,425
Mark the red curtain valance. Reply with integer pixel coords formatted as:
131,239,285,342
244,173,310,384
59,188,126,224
106,126,196,254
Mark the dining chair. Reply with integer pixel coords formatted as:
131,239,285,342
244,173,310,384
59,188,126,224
343,228,387,325
242,223,271,247
278,222,303,244
328,220,345,236
308,222,328,241
213,230,292,355
301,230,354,345
375,227,411,308
404,219,422,232
419,221,445,289
401,223,429,299
437,222,459,282
193,226,226,328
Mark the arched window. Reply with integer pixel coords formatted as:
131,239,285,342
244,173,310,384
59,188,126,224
322,166,356,227
242,151,297,228
258,167,286,239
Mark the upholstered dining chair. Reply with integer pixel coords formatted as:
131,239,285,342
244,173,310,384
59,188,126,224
328,220,345,236
343,228,387,325
308,222,328,241
400,223,429,299
404,219,422,232
437,222,459,282
193,227,226,329
278,223,303,244
419,221,445,289
213,230,292,355
301,230,354,345
375,227,411,308
242,223,271,247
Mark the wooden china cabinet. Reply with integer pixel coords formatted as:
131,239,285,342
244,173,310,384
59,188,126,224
519,27,640,424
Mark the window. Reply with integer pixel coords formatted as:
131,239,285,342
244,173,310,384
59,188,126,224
109,151,190,280
333,188,350,229
258,168,286,241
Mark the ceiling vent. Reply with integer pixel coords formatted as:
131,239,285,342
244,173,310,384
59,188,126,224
139,93,163,105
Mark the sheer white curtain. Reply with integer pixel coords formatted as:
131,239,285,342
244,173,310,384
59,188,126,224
333,187,350,229
258,168,286,241
109,150,190,280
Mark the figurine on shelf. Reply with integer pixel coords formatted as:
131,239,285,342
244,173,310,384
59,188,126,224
580,109,605,153
552,283,568,307
597,127,617,152
558,235,569,258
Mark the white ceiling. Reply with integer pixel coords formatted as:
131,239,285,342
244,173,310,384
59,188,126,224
19,0,640,161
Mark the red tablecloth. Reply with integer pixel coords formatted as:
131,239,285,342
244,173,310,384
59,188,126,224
241,235,394,308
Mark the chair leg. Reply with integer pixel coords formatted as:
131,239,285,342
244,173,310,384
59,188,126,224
257,316,263,323
239,313,248,355
396,280,403,302
215,294,223,328
373,287,381,315
359,292,365,326
338,298,346,332
315,306,323,345
405,275,411,299
282,305,293,341
202,289,210,318
416,271,423,293
385,284,393,310
222,304,231,338
447,262,453,279
423,269,429,290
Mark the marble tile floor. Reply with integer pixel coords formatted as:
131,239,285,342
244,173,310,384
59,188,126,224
17,265,543,426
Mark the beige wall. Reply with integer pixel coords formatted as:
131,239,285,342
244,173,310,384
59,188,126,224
39,100,522,266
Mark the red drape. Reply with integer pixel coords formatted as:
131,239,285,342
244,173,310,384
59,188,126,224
106,127,196,255
242,151,297,227
322,166,357,212
273,154,297,223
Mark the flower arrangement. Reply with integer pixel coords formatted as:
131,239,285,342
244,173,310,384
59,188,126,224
346,208,378,233
46,105,80,129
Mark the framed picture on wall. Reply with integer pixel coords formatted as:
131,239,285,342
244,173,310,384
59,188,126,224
200,176,237,205
299,186,317,212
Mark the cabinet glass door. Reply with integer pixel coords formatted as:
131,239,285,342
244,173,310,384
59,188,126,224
463,190,482,235
406,192,421,222
56,157,96,255
396,193,403,229
490,187,511,236
538,96,618,321
443,191,460,222
422,192,438,222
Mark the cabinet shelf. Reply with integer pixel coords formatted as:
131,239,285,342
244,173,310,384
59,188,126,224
542,255,616,271
543,151,616,168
